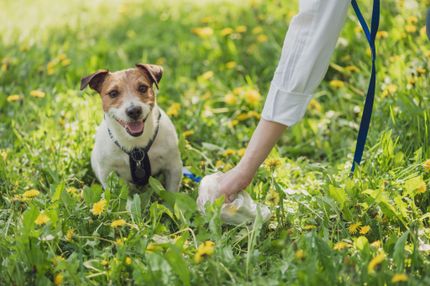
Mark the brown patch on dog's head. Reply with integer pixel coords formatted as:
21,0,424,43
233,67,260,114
80,64,163,112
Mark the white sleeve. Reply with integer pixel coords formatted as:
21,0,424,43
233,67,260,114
262,0,350,126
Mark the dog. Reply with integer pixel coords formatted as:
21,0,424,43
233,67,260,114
80,64,182,192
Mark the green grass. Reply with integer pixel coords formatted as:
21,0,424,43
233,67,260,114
1,0,430,285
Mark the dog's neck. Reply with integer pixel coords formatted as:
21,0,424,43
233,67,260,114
104,106,159,152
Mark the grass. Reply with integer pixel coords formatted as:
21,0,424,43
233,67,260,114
1,0,430,285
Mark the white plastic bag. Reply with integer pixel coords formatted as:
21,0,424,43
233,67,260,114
197,173,271,225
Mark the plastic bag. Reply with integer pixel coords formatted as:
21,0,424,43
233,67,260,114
197,173,271,225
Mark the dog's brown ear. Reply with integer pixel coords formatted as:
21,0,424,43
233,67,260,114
136,64,163,89
80,70,109,92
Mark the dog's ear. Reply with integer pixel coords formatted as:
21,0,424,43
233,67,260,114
80,70,109,92
136,64,163,89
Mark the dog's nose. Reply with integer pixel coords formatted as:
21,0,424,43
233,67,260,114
126,106,142,120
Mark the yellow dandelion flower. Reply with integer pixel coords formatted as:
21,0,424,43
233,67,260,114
23,189,40,198
407,16,418,24
236,113,250,121
345,65,360,73
47,60,57,75
417,180,426,194
224,93,237,105
223,149,236,156
392,273,408,283
265,158,281,169
265,188,280,206
405,25,417,33
167,103,181,117
295,249,305,259
237,148,246,157
233,86,244,95
66,187,78,195
333,241,350,250
359,225,371,235
423,159,430,172
236,25,247,33
30,90,45,98
376,31,389,39
200,16,213,24
252,26,263,34
52,256,65,266
116,238,124,246
66,229,74,241
215,160,224,169
54,273,63,285
101,259,109,266
35,213,50,225
194,241,215,263
368,252,385,273
244,89,261,105
225,61,237,69
257,34,268,43
111,219,127,228
91,199,106,216
348,222,361,234
329,80,345,89
7,94,23,102
308,99,322,113
61,58,71,67
200,70,214,81
303,225,316,230
192,27,213,38
220,27,233,36
183,130,194,138
416,67,426,75
125,257,132,265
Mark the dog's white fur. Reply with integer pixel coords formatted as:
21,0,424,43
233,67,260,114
88,68,182,192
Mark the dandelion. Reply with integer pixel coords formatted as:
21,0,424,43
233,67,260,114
244,89,261,105
30,90,45,98
295,249,305,259
237,148,246,157
194,241,215,263
35,213,50,225
116,238,124,246
376,31,389,39
345,65,360,73
417,180,427,194
220,27,233,36
333,241,350,250
6,94,23,102
252,26,263,34
183,130,194,138
370,240,381,249
359,225,371,235
23,189,40,198
265,158,281,170
257,34,268,43
225,61,237,69
54,273,64,285
236,25,247,33
91,199,106,216
200,71,214,81
111,219,127,228
0,149,7,161
329,80,345,89
416,67,426,75
101,259,109,266
167,103,181,117
368,252,385,273
348,222,361,234
47,60,57,75
303,225,316,230
224,93,237,105
407,16,418,24
66,229,74,241
192,27,214,38
223,149,236,156
405,25,417,33
125,257,132,265
308,99,322,113
423,159,430,172
265,188,280,206
392,273,408,283
382,84,398,97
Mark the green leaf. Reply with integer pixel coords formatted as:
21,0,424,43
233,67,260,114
165,246,190,286
83,184,103,206
127,194,142,223
328,185,346,209
393,231,409,270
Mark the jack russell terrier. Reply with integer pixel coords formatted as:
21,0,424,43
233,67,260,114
80,64,182,192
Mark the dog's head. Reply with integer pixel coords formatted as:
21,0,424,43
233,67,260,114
80,64,163,137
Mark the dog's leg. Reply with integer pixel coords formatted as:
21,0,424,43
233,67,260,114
163,159,182,192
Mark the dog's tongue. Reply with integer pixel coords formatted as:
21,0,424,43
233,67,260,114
126,121,144,134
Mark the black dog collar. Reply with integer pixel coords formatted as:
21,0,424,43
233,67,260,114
107,110,162,186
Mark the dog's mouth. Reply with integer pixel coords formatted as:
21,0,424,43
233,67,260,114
113,117,145,137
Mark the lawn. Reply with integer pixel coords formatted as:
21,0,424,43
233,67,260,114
1,0,430,285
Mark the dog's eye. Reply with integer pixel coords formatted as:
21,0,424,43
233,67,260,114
138,85,148,93
108,90,119,98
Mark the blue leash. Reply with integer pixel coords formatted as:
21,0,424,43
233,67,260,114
350,0,380,173
182,167,202,183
